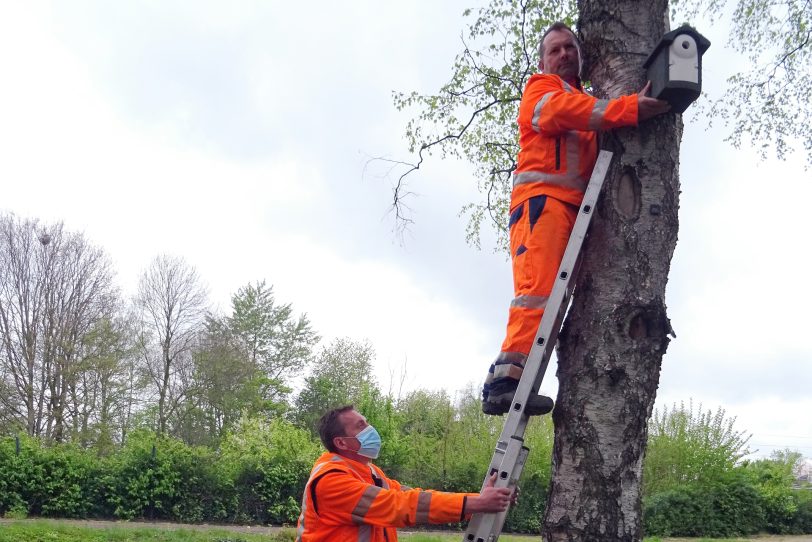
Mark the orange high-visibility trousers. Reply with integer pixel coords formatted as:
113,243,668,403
484,195,577,398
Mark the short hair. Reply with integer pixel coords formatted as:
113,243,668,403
538,21,581,60
318,405,355,452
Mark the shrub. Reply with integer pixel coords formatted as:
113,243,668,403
103,430,234,522
789,490,812,534
0,435,101,518
644,401,751,497
504,471,547,533
643,475,764,538
0,436,30,515
220,416,320,524
36,444,102,518
743,450,803,533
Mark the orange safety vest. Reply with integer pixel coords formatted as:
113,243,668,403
296,452,472,542
511,73,639,209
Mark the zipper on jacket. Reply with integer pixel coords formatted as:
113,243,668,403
555,137,561,170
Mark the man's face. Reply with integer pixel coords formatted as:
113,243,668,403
540,29,580,81
334,409,368,452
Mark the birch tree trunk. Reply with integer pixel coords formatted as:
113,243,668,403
542,1,681,540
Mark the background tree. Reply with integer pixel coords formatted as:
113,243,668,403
677,0,812,164
69,314,138,452
185,319,257,444
0,214,118,441
644,401,751,496
181,281,319,444
39,224,118,443
135,255,207,436
0,214,48,437
227,281,319,382
745,449,806,533
293,338,379,433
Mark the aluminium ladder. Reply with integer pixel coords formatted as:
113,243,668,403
463,150,614,542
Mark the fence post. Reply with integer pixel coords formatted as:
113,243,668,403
149,443,157,520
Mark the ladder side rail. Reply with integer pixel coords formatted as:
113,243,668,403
463,151,613,542
491,150,613,450
467,445,530,541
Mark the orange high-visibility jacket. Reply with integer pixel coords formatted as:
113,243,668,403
296,452,473,542
512,73,639,209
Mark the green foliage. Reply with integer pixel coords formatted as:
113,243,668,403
0,434,102,518
102,430,234,523
790,489,812,534
3,504,28,519
674,0,812,165
228,280,319,381
742,449,803,533
184,280,318,445
644,401,751,496
74,315,138,454
293,338,380,434
220,416,320,524
643,474,764,537
394,0,575,249
0,436,34,516
1,393,809,536
360,384,552,533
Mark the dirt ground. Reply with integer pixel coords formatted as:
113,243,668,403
2,518,812,541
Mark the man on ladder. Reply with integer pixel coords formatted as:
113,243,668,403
481,21,671,416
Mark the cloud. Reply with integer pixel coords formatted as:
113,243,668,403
1,1,809,455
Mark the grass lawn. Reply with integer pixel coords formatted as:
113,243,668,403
0,520,798,542
0,519,292,542
400,534,545,541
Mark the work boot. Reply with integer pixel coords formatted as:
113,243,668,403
482,382,554,416
482,391,554,416
482,353,554,416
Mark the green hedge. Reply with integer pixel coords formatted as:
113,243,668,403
643,477,764,537
101,431,235,522
0,423,314,526
3,431,811,536
0,436,103,518
642,476,812,538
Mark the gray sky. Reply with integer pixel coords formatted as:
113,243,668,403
0,1,809,460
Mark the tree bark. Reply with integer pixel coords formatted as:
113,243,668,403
542,2,681,541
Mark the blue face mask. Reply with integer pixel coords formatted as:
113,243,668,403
352,425,382,459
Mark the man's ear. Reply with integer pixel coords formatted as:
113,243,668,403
538,60,544,72
333,436,348,452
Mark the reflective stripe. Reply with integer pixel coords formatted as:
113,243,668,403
510,295,548,309
351,485,382,524
531,92,555,133
588,99,609,130
562,81,574,93
495,351,528,366
513,170,586,191
416,491,433,524
358,524,372,542
493,363,524,380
